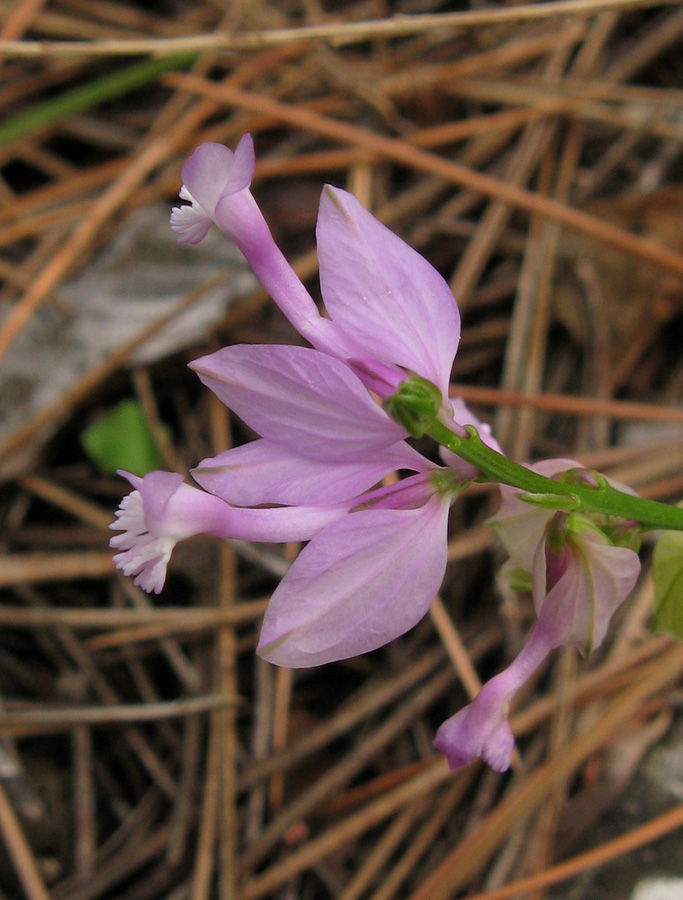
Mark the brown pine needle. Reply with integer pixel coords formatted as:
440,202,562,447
462,802,683,900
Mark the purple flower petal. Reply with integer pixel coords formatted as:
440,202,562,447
193,438,432,506
317,187,460,395
257,495,450,667
190,344,406,463
180,136,255,214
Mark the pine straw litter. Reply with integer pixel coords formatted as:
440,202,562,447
1,1,683,898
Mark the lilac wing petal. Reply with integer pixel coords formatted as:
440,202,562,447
193,438,432,506
581,538,640,648
219,133,255,195
257,496,449,667
190,344,405,463
532,527,640,652
180,142,243,214
317,187,460,395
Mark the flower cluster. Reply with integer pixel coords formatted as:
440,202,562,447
116,135,487,668
111,136,641,773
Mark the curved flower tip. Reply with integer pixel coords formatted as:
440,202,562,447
434,611,559,773
109,471,185,594
169,188,213,245
434,682,515,773
170,135,255,245
109,469,223,593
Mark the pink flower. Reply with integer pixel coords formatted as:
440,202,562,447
116,136,500,713
171,137,354,363
169,136,257,246
120,139,646,775
434,460,641,772
170,136,461,402
110,469,351,595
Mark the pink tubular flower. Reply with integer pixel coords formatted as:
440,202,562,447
170,135,461,402
434,460,641,772
169,137,256,246
171,137,354,361
110,470,352,594
111,463,459,660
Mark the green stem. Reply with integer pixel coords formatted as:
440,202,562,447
429,419,683,532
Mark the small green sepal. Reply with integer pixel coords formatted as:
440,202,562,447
429,468,472,498
383,375,442,438
515,492,579,513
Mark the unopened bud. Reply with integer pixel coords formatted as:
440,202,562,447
383,376,442,438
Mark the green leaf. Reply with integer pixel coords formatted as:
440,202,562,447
652,523,683,640
0,54,196,149
81,400,168,476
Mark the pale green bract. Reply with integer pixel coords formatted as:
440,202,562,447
653,515,683,640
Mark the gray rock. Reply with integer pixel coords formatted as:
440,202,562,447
630,877,683,900
0,204,255,477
